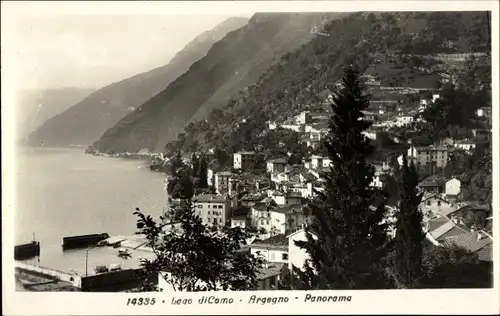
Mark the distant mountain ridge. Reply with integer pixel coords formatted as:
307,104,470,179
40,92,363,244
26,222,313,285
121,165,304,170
92,12,342,153
16,87,95,140
26,17,249,147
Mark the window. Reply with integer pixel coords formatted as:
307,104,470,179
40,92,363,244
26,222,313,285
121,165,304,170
208,211,210,215
437,201,441,206
266,219,270,225
426,201,431,206
282,253,288,260
218,205,223,209
197,205,202,208
219,218,222,223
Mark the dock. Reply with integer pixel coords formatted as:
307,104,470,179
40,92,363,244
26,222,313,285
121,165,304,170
62,233,110,250
15,241,40,260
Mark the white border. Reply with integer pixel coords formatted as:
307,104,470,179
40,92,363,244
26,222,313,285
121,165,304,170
2,1,499,315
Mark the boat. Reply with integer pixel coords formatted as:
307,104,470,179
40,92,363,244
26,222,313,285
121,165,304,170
109,263,122,272
117,248,131,257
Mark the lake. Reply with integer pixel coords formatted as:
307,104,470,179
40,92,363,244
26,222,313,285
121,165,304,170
14,147,167,273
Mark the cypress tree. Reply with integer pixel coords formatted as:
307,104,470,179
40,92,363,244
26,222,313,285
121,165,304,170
198,154,208,189
294,65,390,289
192,153,199,177
388,156,425,288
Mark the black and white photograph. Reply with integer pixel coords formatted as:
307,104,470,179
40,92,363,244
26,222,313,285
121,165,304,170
2,1,498,314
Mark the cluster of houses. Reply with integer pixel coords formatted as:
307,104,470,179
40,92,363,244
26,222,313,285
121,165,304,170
159,66,492,290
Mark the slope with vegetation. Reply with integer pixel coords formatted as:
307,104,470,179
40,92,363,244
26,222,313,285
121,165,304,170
27,17,249,147
91,13,343,153
161,11,490,161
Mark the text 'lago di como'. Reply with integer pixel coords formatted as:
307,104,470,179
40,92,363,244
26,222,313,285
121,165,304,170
163,294,353,306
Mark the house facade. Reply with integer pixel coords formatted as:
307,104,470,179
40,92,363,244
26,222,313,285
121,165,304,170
214,171,235,195
266,158,288,174
250,235,289,264
287,228,317,271
233,151,257,171
419,193,451,219
192,195,231,228
406,145,450,168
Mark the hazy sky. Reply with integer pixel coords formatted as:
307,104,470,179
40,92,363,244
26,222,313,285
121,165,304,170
6,14,250,91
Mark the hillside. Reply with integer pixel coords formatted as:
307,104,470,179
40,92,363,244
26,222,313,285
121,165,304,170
15,87,94,140
91,12,343,154
26,17,248,147
161,11,490,157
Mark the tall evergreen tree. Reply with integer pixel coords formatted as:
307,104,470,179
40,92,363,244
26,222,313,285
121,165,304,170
198,154,209,189
387,156,424,288
191,153,199,177
294,65,390,289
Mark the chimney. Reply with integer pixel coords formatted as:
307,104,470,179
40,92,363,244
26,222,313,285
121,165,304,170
477,232,483,241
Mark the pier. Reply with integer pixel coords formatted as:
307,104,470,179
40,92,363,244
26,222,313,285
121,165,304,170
62,233,110,250
14,241,40,260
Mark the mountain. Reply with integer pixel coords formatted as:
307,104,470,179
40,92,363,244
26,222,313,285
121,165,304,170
156,11,491,158
26,17,249,147
91,12,344,154
15,87,94,140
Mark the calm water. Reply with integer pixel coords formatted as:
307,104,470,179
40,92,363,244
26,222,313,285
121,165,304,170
14,147,166,273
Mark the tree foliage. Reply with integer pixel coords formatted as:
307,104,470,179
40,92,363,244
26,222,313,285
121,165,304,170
293,66,390,289
135,173,261,291
386,157,425,288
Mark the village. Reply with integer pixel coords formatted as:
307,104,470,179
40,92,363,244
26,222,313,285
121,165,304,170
158,52,493,290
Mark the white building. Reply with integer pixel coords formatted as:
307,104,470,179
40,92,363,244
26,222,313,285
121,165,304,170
250,234,289,264
214,171,235,195
287,228,317,271
231,215,248,229
395,115,414,127
476,107,491,118
370,172,387,188
207,169,214,187
361,110,377,122
294,111,311,125
404,145,450,168
419,193,451,219
281,124,304,132
233,151,257,171
266,158,288,173
192,194,231,229
310,155,332,169
445,178,461,197
453,140,477,153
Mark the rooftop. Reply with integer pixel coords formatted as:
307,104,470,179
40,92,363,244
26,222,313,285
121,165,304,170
443,231,493,256
272,204,304,215
257,262,285,281
437,203,470,217
192,194,227,203
251,234,288,248
234,151,256,155
429,220,458,239
267,158,287,164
